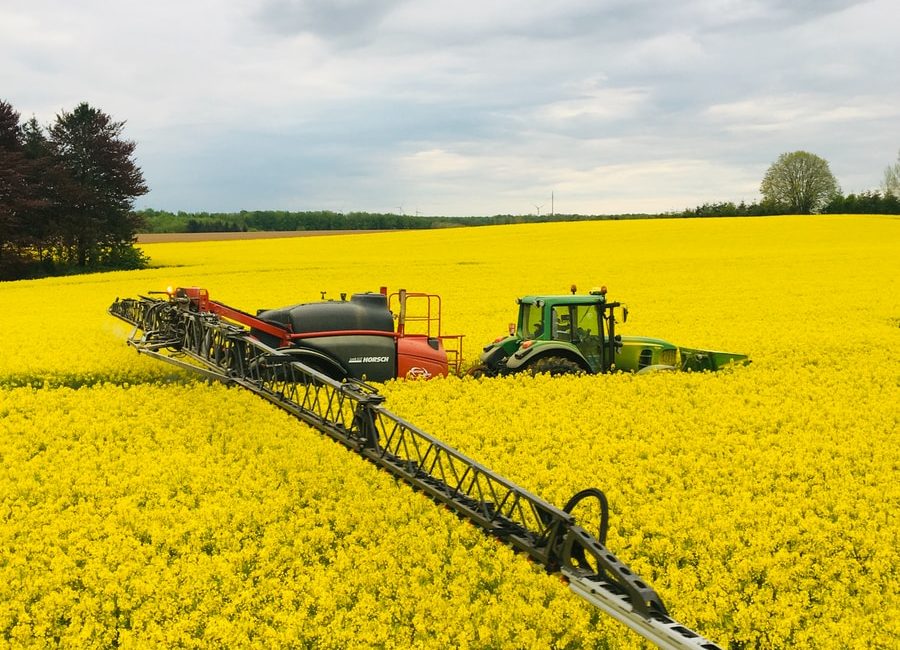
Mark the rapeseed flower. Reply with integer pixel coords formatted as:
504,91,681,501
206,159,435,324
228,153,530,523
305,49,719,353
0,215,897,648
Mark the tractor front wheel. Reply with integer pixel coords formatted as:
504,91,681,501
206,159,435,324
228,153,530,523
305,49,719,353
466,364,492,379
527,356,583,376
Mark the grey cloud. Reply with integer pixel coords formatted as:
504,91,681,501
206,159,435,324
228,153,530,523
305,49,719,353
378,0,868,48
9,0,894,216
254,0,403,42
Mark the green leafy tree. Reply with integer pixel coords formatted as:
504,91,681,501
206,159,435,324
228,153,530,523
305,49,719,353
47,102,147,267
883,150,900,198
760,151,840,214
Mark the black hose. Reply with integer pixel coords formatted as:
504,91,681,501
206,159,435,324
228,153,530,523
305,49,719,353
563,487,609,545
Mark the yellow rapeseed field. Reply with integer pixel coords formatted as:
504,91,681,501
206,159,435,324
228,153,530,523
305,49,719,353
0,215,898,648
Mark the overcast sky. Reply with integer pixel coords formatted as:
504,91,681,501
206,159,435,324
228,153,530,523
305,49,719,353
3,0,899,216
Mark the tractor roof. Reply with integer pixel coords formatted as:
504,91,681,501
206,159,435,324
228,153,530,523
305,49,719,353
518,294,610,306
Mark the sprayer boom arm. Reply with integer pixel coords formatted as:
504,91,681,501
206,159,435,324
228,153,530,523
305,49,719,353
108,293,721,650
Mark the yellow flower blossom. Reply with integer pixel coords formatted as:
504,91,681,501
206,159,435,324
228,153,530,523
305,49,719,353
0,215,898,648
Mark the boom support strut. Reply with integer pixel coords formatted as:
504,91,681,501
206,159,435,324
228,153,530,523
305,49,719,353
109,294,722,650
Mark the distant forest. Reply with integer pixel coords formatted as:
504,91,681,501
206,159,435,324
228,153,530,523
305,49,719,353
137,191,900,234
137,209,662,233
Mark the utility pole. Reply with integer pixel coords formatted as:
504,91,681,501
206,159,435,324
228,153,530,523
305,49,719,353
551,191,555,217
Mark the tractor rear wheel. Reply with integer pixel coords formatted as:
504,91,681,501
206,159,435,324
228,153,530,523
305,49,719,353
527,356,583,376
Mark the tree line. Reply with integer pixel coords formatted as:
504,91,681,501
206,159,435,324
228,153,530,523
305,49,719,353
142,150,900,233
679,150,900,217
0,99,147,280
136,208,660,233
679,190,900,218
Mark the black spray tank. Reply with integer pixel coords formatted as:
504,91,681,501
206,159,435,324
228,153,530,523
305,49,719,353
252,293,397,381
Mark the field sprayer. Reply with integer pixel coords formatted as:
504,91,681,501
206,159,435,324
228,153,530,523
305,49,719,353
476,286,749,377
110,286,463,382
108,287,724,649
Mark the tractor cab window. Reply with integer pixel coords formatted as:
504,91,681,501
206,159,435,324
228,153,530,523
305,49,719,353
574,305,600,339
573,305,603,371
551,307,573,342
521,302,544,339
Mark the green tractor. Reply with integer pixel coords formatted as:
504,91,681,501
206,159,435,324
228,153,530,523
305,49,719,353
476,286,748,376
